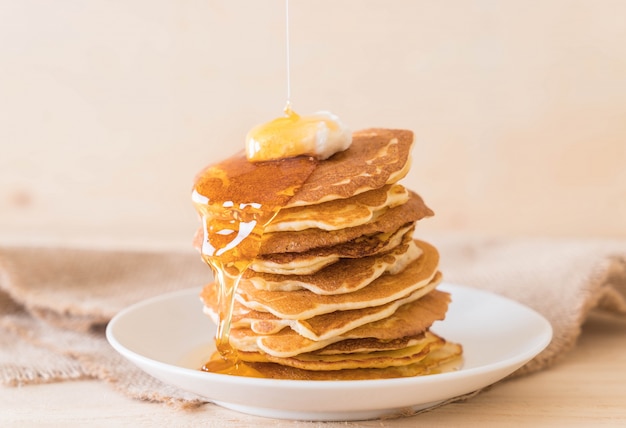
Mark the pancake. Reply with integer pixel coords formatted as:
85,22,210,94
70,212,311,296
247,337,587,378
205,273,440,340
259,191,432,255
249,224,414,276
246,237,422,294
249,253,339,276
257,275,440,341
287,275,440,340
217,288,451,358
312,333,429,355
266,184,409,233
212,274,441,341
284,128,414,207
237,240,439,320
238,331,443,371
242,342,463,380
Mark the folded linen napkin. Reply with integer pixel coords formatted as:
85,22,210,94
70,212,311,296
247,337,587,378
1,237,625,409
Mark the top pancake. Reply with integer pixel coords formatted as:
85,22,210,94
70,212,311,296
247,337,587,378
284,129,414,207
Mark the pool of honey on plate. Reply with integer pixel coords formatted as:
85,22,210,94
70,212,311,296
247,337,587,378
192,149,318,377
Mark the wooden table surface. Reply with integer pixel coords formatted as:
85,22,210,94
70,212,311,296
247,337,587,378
1,311,624,427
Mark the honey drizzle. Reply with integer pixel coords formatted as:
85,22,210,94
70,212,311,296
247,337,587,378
199,201,278,375
193,153,317,375
285,0,292,110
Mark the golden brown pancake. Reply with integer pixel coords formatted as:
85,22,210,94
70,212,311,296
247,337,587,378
284,128,414,207
203,271,441,340
238,332,443,371
237,240,439,320
242,342,463,380
266,184,409,233
312,333,429,355
259,191,432,255
224,276,440,340
211,287,451,358
287,276,440,340
251,224,415,275
246,238,422,295
249,253,340,276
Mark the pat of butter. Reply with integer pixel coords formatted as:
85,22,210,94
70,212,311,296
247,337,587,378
245,108,352,162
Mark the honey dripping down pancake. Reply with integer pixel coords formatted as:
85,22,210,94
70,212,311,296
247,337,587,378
192,152,318,372
192,112,463,378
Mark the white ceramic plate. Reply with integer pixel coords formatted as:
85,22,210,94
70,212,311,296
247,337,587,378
106,283,552,421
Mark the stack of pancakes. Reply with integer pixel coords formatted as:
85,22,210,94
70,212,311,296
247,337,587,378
199,128,462,380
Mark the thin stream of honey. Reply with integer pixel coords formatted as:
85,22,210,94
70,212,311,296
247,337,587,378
285,0,291,111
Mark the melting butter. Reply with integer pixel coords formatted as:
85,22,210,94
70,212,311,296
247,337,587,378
245,105,352,162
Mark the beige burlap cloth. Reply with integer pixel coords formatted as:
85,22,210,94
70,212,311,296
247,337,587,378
1,237,625,410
